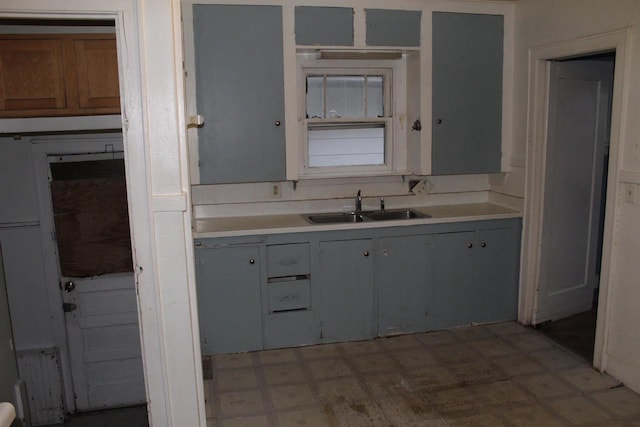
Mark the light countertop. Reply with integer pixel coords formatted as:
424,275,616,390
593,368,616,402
193,202,521,239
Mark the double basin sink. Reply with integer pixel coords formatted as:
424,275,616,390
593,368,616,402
302,208,430,224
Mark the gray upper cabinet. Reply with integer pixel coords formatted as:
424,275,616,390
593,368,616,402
295,6,354,46
318,239,375,343
193,5,286,184
365,9,421,47
432,12,504,175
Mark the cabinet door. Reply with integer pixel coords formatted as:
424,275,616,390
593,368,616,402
432,231,475,329
319,239,374,343
432,12,503,174
196,246,262,355
377,235,432,336
295,6,353,46
0,38,67,113
473,227,520,323
365,9,421,47
73,37,120,110
193,5,286,184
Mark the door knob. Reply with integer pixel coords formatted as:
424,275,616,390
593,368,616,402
63,281,75,292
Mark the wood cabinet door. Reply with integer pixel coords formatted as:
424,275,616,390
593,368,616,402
0,34,119,118
0,38,67,113
73,37,120,110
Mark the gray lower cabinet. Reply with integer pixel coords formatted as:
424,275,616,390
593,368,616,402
318,239,375,343
195,245,262,355
432,12,504,174
376,235,433,336
263,243,319,349
193,5,286,184
194,218,521,354
432,225,520,329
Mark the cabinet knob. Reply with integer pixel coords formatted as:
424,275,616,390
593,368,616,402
275,120,281,126
363,251,369,257
435,118,443,124
249,259,255,264
467,243,473,249
480,242,487,248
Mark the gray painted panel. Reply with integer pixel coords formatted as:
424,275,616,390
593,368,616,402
267,279,311,312
432,12,503,174
267,243,310,277
473,227,520,323
377,235,432,335
196,245,262,355
295,7,353,46
365,9,421,47
432,231,476,329
319,239,374,343
193,5,286,184
263,310,319,349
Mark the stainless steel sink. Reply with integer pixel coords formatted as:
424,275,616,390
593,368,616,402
302,212,368,224
364,209,430,221
302,208,429,224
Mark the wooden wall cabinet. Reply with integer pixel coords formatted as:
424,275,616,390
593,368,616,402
0,33,120,118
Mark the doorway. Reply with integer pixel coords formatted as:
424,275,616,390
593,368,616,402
33,138,146,417
533,53,615,362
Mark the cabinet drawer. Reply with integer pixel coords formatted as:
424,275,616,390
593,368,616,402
268,280,311,312
267,243,310,277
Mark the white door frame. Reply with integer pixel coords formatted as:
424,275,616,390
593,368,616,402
1,2,206,426
32,136,127,412
520,29,630,370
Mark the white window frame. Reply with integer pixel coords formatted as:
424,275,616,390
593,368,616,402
297,57,407,178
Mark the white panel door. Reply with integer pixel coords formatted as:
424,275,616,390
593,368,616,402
46,152,145,412
0,245,20,405
535,59,613,323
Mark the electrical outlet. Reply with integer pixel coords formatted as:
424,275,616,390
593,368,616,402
271,183,281,198
624,183,636,204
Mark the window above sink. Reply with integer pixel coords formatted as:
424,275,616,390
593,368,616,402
297,53,416,179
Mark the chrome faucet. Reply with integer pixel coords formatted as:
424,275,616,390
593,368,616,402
355,190,362,212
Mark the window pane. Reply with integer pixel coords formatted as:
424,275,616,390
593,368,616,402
366,76,384,118
326,76,365,118
306,76,324,118
308,125,384,167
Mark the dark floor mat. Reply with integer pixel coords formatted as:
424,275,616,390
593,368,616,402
538,307,597,361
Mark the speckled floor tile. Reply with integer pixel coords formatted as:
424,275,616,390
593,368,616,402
202,322,640,427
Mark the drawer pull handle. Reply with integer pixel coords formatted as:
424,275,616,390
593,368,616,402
363,251,370,257
481,242,487,248
467,243,473,248
249,259,255,264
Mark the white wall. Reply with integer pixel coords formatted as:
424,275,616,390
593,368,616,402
514,0,640,392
